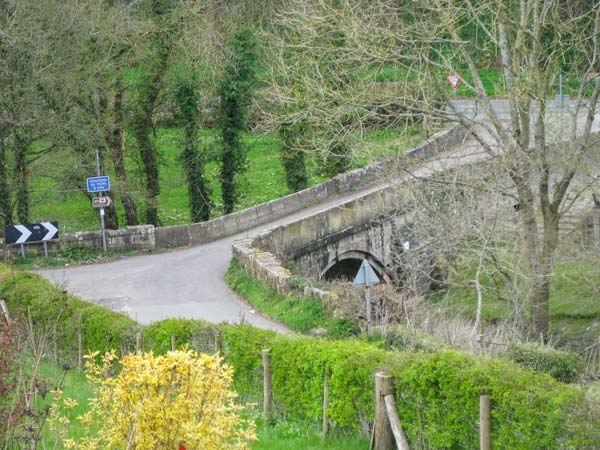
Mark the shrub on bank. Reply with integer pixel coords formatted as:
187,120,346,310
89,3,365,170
507,342,585,383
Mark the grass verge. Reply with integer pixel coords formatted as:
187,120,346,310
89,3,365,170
226,259,359,338
11,243,138,270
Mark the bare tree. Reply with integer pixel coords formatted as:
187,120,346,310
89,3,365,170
264,0,600,340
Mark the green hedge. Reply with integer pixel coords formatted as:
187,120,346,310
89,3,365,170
507,342,585,383
3,266,598,448
0,268,139,357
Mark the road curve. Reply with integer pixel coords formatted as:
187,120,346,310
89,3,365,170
38,135,489,332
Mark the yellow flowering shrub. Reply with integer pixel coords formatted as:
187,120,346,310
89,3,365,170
49,349,256,450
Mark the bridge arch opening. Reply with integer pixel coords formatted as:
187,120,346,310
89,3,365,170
321,251,389,283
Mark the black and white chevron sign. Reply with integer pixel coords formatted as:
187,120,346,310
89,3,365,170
4,222,59,245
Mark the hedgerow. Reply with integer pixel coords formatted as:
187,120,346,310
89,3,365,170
3,265,599,448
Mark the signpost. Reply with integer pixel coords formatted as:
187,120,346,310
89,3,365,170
5,222,59,258
353,259,381,336
88,149,110,253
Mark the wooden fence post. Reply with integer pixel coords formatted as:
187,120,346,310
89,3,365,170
53,325,59,362
0,299,11,323
262,349,272,422
480,395,491,450
323,367,330,437
78,327,83,369
171,335,176,352
374,372,393,450
214,332,222,354
135,332,142,354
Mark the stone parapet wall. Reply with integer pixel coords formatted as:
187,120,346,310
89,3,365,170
1,225,154,256
1,124,464,257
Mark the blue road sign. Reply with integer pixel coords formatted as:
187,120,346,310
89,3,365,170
87,176,110,193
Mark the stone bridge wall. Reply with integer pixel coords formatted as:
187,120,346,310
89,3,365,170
1,125,463,258
234,125,469,295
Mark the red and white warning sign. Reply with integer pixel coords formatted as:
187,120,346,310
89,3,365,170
447,73,461,89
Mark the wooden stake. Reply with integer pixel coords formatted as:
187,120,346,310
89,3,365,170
374,372,393,450
214,333,222,354
480,395,491,450
262,349,272,422
0,299,11,323
171,335,176,352
78,328,83,369
323,367,330,437
135,332,142,354
384,394,411,450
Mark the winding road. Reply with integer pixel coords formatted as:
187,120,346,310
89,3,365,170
38,133,490,332
39,102,599,331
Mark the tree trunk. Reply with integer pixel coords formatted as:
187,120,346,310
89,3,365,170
133,52,169,226
0,134,13,232
14,130,29,224
530,210,560,341
135,120,160,226
110,69,138,226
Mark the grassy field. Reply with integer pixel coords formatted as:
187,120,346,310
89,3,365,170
28,126,423,234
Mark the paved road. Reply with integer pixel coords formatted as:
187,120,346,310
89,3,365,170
38,134,490,332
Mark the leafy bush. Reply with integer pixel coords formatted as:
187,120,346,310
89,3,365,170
0,267,138,359
506,342,585,383
50,350,256,449
144,318,219,354
383,325,443,352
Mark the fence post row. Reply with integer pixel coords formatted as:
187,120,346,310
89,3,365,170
262,349,272,422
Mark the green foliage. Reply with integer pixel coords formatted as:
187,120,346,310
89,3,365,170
322,140,350,177
279,122,308,192
5,265,597,447
383,325,444,352
0,139,11,231
143,318,219,355
221,324,279,402
0,267,138,358
218,28,258,214
175,77,212,222
507,342,585,383
388,351,593,449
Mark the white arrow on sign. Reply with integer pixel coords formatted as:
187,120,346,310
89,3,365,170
41,222,58,241
14,224,32,244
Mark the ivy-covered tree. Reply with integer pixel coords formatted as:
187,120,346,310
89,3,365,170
175,78,212,223
131,0,177,226
217,28,257,214
279,121,308,192
0,134,12,233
